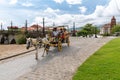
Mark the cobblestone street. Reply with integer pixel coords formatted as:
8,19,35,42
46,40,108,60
0,37,113,80
17,37,113,80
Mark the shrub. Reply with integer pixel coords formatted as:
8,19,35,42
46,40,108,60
15,34,26,44
103,33,111,36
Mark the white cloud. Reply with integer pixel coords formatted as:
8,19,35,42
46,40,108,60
84,0,120,26
0,20,6,25
44,7,60,13
9,0,18,5
53,0,64,4
92,5,105,17
0,0,4,4
22,2,33,7
0,0,8,6
92,0,120,17
54,14,73,25
103,0,120,16
1,0,120,30
66,0,82,5
32,8,62,26
43,7,60,18
79,6,87,14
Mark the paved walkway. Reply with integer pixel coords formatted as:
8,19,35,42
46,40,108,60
0,44,34,59
16,37,113,80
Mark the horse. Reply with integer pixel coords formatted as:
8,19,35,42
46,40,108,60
26,36,51,58
26,37,43,60
41,36,51,57
26,37,42,49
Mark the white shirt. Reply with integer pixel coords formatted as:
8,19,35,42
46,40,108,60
53,31,59,37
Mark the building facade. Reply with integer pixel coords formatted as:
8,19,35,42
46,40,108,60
100,16,116,34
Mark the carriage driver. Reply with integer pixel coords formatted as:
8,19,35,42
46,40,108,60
51,27,60,43
52,27,59,37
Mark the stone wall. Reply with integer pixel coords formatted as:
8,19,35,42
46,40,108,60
0,34,16,44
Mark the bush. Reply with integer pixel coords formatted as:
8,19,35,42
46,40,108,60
15,34,26,44
103,33,111,36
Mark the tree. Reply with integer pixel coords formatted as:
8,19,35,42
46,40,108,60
112,24,120,33
77,24,99,37
92,26,99,38
111,24,120,36
77,29,87,37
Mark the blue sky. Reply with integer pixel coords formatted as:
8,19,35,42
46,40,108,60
0,0,120,29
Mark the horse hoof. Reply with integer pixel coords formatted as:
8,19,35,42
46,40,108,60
42,55,44,57
35,58,38,60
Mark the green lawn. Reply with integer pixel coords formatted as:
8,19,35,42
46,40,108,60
73,38,120,80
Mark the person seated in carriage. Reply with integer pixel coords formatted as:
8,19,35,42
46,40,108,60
59,28,65,42
63,28,69,42
59,28,69,42
63,28,69,37
52,27,59,37
51,27,60,43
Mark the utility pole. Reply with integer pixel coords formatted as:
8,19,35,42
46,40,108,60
42,18,45,37
72,22,76,36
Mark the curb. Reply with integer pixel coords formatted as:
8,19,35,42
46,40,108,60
0,49,35,61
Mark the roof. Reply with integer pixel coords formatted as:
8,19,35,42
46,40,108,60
30,24,42,29
102,23,111,29
7,26,18,29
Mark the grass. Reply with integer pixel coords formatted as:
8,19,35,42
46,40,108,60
72,38,120,80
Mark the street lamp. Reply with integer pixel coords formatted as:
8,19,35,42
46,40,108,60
11,21,13,32
37,23,39,32
42,18,45,37
25,20,28,34
53,22,55,27
1,23,2,32
94,27,97,38
72,22,76,36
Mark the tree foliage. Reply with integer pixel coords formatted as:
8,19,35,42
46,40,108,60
77,23,99,37
112,24,120,33
15,34,26,44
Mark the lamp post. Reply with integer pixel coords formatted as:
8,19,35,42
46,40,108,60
37,23,39,32
1,23,2,32
72,22,76,36
11,21,13,32
25,20,28,34
94,27,97,38
53,22,55,27
42,18,45,37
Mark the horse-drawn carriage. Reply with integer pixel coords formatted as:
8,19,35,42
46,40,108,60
26,26,70,59
42,26,70,56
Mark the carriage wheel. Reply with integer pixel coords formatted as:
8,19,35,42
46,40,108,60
58,41,62,51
